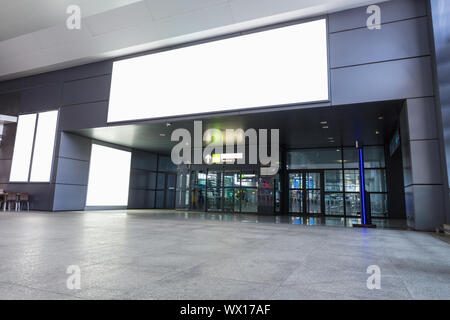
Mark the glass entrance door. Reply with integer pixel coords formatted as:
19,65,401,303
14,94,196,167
288,171,324,215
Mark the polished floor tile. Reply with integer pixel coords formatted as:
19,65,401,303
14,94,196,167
0,209,448,300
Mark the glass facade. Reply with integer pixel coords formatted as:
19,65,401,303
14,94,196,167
179,146,388,217
181,169,280,213
287,146,388,217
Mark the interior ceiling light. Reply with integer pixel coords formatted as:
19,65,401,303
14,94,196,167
322,126,329,129
160,133,166,137
378,116,384,120
320,121,328,125
375,130,380,135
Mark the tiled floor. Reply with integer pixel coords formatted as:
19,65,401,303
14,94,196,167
0,210,448,300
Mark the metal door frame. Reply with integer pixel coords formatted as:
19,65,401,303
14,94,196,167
287,170,325,215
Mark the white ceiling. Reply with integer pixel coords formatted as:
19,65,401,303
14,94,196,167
0,0,388,81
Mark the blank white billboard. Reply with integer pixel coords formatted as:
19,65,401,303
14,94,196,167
9,114,36,182
107,19,328,122
30,110,58,182
86,144,131,207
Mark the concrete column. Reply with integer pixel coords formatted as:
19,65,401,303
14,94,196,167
400,98,446,230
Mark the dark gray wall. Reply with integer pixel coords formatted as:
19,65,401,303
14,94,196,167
53,132,91,211
128,150,158,209
0,60,112,210
328,0,432,105
0,0,447,227
429,0,450,224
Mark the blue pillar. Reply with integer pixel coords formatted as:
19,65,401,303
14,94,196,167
359,147,367,225
354,142,376,228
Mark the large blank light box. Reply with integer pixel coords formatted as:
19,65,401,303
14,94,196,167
86,144,132,207
108,19,328,122
9,114,36,182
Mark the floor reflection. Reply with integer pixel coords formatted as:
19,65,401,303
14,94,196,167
126,210,407,229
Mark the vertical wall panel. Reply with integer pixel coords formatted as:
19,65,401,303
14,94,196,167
329,0,427,33
330,17,430,68
331,57,434,105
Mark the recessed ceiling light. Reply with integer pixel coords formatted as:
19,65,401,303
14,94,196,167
322,126,329,129
320,121,328,125
378,116,384,120
328,137,334,140
375,130,380,135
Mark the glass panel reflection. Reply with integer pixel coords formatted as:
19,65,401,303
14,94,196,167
345,193,361,216
289,190,303,213
241,188,258,212
370,193,388,217
306,190,321,214
207,171,222,188
364,146,386,168
325,170,343,192
207,188,222,211
223,188,236,212
287,149,342,169
234,189,241,212
344,170,360,192
224,172,240,187
289,173,302,189
325,193,344,215
191,187,205,210
305,173,320,189
241,173,258,187
365,169,387,192
343,148,359,169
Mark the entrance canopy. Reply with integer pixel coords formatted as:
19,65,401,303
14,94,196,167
71,100,403,154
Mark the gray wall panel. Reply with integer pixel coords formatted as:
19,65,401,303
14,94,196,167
59,101,108,130
128,189,146,209
410,139,443,185
331,57,433,105
406,97,438,140
0,91,20,115
0,78,23,94
156,190,164,208
0,123,16,160
128,189,157,209
147,191,156,208
411,184,445,230
20,83,61,113
330,17,430,68
55,157,89,185
148,172,157,189
329,0,427,33
23,70,63,88
157,173,165,189
61,75,111,106
0,159,12,183
63,61,113,82
53,184,87,211
131,150,158,171
158,155,177,172
129,169,149,189
58,132,92,161
430,0,450,225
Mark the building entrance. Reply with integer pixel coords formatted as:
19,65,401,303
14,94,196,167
288,171,324,215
